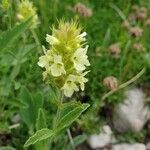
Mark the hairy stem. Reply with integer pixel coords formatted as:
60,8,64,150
102,68,146,100
55,92,76,149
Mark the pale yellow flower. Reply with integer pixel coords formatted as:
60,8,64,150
46,34,59,45
37,49,53,68
72,45,90,71
62,75,79,97
77,32,87,42
76,71,89,91
50,55,66,77
38,21,90,97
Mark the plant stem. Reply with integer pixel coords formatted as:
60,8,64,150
67,129,75,150
31,29,41,51
55,92,76,150
102,67,146,100
53,92,64,128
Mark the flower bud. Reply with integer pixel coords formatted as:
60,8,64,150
145,19,150,27
137,7,147,21
131,5,139,12
73,2,92,17
121,20,130,30
103,76,118,90
133,43,143,53
109,43,121,57
129,27,143,38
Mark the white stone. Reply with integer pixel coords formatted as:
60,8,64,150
112,143,146,150
88,125,116,149
146,142,150,150
113,88,150,132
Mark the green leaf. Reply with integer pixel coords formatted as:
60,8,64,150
24,128,53,147
36,108,47,130
56,102,90,131
66,134,87,150
49,85,60,105
4,99,27,108
19,87,43,128
0,147,16,150
0,18,31,52
19,86,34,127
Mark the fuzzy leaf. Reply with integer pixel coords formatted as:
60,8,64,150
19,87,43,128
24,128,53,147
56,103,90,130
36,108,47,130
0,18,31,52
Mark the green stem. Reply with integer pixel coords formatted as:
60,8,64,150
102,68,146,101
31,29,41,51
67,129,75,150
54,92,76,150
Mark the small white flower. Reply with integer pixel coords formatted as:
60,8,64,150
46,34,59,45
62,75,79,97
37,50,53,68
72,45,90,71
38,55,49,68
77,32,87,41
16,14,24,20
77,71,89,91
50,55,66,77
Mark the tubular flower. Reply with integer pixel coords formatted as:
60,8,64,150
38,20,90,97
46,34,59,45
37,49,53,68
72,46,90,71
76,71,89,91
50,55,66,77
61,75,79,97
17,0,39,28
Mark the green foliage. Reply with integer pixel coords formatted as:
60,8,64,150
24,128,54,147
0,147,16,150
24,101,89,147
19,87,43,131
0,18,31,52
55,102,90,130
36,108,47,130
66,134,87,150
1,0,150,149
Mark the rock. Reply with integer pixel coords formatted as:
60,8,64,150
112,143,146,150
146,142,150,150
113,88,150,132
88,125,116,149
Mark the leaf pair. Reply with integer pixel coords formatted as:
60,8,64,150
24,102,90,147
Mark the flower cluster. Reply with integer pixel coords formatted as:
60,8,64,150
38,21,90,97
16,0,39,28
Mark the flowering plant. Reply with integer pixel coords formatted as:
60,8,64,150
24,20,90,148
